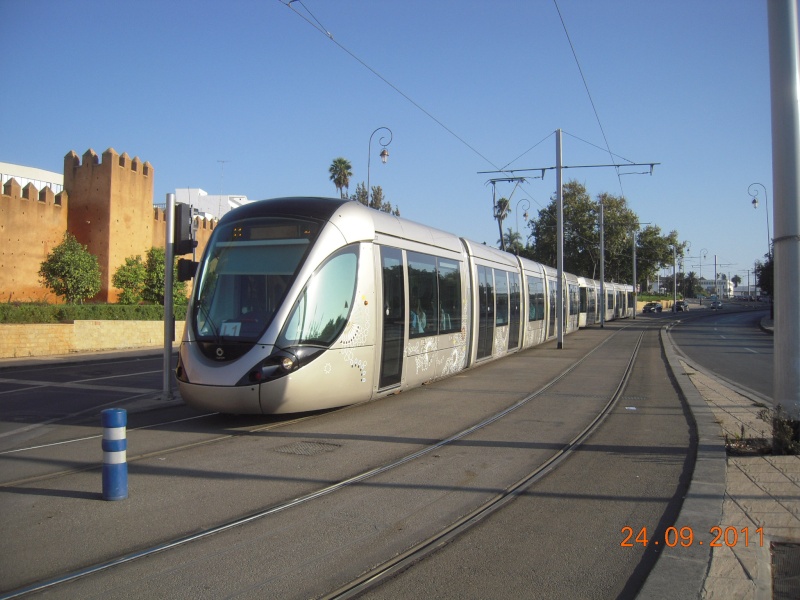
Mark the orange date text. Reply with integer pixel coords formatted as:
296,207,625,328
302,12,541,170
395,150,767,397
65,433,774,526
620,526,764,548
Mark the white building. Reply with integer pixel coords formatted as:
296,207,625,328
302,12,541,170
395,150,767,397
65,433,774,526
698,277,735,299
174,188,252,220
0,162,63,193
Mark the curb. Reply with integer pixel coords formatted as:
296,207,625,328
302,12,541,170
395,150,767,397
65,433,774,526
635,324,727,599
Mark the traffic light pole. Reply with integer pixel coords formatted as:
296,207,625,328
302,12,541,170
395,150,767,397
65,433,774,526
162,193,175,401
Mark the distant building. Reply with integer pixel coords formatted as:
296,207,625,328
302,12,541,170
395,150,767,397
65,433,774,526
175,188,252,220
698,277,735,299
0,162,63,194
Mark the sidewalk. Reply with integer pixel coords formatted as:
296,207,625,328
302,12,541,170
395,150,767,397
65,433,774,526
676,317,799,600
685,360,800,599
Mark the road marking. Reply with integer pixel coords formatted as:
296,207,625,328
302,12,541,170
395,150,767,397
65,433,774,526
0,377,157,394
744,348,758,354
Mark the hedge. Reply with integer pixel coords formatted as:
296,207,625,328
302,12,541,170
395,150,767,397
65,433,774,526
0,303,188,324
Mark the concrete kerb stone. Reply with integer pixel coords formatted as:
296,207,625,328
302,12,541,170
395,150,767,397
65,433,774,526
636,324,727,600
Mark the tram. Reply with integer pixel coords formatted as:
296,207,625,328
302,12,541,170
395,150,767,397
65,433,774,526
176,197,632,414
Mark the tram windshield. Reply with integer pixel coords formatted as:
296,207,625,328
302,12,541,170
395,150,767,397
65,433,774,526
192,217,320,342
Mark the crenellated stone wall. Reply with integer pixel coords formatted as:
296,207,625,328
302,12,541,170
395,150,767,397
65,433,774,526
1,148,216,304
0,178,69,302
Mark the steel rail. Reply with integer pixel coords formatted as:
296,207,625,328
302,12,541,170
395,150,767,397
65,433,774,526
322,329,646,600
1,325,642,600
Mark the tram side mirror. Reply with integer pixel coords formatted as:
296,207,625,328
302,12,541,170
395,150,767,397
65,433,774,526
177,258,198,282
174,202,198,256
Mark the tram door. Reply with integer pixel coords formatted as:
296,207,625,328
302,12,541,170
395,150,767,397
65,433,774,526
379,247,405,389
508,272,521,350
547,279,557,339
476,265,494,359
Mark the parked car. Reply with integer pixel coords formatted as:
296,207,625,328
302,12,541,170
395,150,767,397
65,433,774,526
710,300,723,309
675,301,689,312
643,302,663,313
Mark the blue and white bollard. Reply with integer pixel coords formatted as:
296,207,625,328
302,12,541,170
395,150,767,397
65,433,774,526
101,408,128,501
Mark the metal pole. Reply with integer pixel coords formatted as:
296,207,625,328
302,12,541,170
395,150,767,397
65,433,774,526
600,198,605,328
673,245,677,311
163,193,175,401
556,129,564,348
714,255,718,298
632,232,637,319
768,0,800,423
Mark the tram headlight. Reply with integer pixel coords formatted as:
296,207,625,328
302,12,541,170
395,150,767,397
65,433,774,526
238,347,324,386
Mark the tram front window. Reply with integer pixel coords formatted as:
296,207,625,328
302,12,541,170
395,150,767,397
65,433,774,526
193,217,319,343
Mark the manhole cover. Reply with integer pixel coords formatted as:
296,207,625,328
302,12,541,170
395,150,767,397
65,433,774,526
274,441,341,456
772,541,800,600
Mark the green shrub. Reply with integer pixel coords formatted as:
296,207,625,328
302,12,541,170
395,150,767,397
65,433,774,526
0,303,184,324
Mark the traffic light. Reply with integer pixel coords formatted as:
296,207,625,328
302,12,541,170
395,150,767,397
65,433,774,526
174,203,197,256
177,258,198,282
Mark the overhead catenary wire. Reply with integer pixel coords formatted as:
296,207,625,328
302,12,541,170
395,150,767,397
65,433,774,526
278,0,501,171
552,0,626,198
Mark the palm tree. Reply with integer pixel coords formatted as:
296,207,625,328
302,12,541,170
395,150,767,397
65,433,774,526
329,157,353,199
499,228,523,255
495,197,511,250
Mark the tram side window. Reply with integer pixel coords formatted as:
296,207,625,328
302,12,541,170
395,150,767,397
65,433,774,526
438,258,461,334
279,246,359,347
408,252,438,338
495,270,509,326
569,284,579,316
528,277,545,322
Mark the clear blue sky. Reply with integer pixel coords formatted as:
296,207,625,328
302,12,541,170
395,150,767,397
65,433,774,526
1,1,778,285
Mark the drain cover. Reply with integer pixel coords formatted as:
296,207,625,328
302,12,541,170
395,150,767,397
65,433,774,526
273,441,341,456
772,541,800,600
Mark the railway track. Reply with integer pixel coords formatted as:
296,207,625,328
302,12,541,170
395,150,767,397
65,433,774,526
0,321,681,599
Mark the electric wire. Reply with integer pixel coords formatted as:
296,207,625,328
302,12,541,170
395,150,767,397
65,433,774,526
552,0,626,197
278,0,501,171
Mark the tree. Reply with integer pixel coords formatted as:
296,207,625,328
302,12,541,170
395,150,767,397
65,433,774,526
731,274,741,289
350,182,400,215
683,271,702,298
112,256,146,304
142,247,187,306
524,180,684,287
754,253,774,298
525,181,596,274
352,182,369,206
494,197,511,250
329,157,353,199
38,232,101,303
636,226,683,292
499,228,524,255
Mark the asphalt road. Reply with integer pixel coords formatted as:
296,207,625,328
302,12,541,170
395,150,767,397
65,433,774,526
667,307,773,400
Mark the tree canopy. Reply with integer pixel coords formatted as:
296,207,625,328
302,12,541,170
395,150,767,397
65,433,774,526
521,180,684,290
328,157,353,199
38,232,101,304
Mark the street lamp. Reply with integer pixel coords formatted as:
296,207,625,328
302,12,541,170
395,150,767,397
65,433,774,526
747,182,771,257
515,198,530,253
367,127,392,206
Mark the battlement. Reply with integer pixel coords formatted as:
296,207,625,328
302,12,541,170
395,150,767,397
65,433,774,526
64,148,152,179
2,178,68,207
1,179,70,302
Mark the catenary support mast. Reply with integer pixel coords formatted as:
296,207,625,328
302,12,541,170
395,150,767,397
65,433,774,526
768,0,800,423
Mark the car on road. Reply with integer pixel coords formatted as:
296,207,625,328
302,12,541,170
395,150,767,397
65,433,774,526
643,302,663,313
710,300,723,309
675,301,689,312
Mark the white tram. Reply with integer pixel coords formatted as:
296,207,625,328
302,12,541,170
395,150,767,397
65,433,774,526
176,197,631,414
